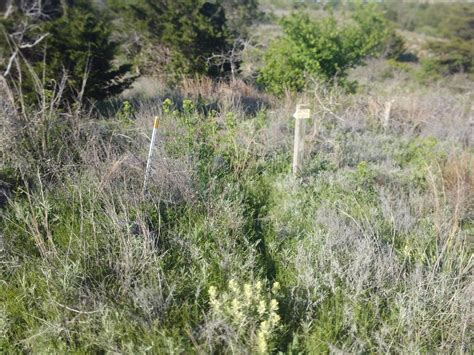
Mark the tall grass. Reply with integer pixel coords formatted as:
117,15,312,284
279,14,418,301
1,71,472,352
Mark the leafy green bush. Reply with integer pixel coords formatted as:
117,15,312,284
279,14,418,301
415,58,443,83
257,6,391,95
116,100,135,123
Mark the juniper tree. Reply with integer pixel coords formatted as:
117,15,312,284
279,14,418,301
0,0,133,105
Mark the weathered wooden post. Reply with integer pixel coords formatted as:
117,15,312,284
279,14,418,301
292,104,311,175
383,99,394,132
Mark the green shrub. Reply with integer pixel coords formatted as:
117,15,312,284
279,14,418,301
257,6,392,95
116,100,135,123
415,58,443,83
381,30,406,60
426,39,473,75
379,59,412,80
424,4,474,75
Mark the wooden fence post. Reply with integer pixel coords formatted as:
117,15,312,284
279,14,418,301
293,104,311,175
383,99,394,132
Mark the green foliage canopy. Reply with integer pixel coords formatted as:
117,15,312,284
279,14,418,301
257,6,392,95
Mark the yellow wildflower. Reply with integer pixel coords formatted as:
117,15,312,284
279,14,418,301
257,330,268,353
271,282,280,294
208,286,217,301
244,283,252,302
229,279,238,293
269,299,278,312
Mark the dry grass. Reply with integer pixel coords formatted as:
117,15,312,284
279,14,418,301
1,69,473,353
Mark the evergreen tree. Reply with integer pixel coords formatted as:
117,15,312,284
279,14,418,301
221,0,262,38
139,0,232,78
43,0,133,101
111,0,233,79
426,4,473,74
0,0,133,105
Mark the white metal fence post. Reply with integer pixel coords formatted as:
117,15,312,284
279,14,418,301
143,116,159,193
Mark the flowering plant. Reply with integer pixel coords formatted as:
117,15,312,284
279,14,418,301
208,279,281,353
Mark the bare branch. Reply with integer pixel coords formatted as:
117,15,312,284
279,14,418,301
19,32,48,48
3,49,18,77
206,37,256,81
1,2,49,77
3,3,14,19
